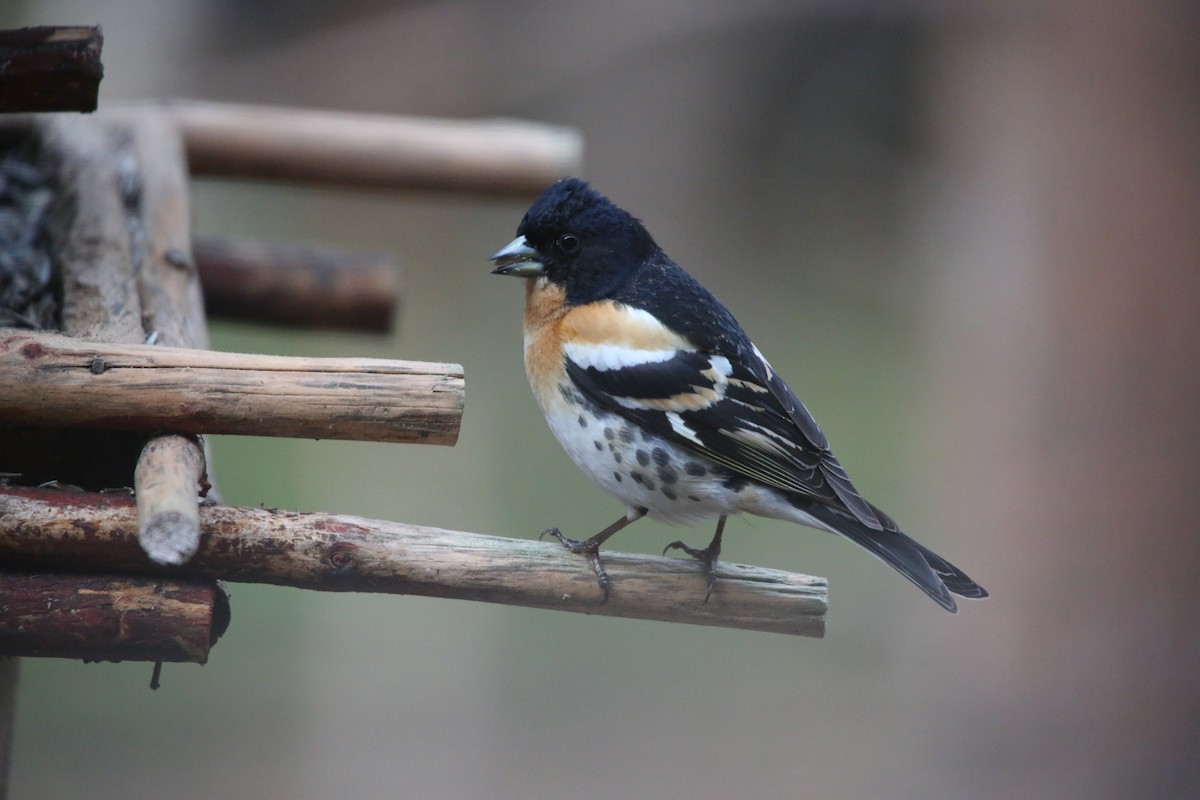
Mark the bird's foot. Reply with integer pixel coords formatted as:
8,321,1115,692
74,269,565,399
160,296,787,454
663,515,726,603
663,539,720,603
541,527,612,602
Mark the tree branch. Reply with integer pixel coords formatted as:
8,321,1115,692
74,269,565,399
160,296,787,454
0,487,828,638
134,100,582,196
0,329,464,445
194,236,400,332
0,571,228,663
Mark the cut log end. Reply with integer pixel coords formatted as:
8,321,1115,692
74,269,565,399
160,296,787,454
139,511,200,566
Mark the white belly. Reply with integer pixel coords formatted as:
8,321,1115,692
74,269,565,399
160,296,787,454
540,386,741,524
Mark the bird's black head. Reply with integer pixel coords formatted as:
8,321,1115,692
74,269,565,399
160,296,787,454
490,178,658,305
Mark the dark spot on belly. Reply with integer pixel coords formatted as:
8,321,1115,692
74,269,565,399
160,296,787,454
657,465,677,484
619,427,635,443
635,449,650,466
594,440,603,451
604,427,616,440
640,429,654,442
688,494,702,502
613,472,623,482
684,461,706,477
651,447,669,466
631,471,655,490
662,486,677,500
721,475,748,493
613,451,622,463
578,414,588,428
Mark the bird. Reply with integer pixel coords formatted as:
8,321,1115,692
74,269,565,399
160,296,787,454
490,178,987,612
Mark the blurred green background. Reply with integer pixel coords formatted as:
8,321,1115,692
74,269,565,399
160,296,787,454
5,2,1199,799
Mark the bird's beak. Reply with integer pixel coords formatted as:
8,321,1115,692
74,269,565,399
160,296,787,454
490,235,545,277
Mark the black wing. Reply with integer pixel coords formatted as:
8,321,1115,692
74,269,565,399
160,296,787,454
562,318,888,532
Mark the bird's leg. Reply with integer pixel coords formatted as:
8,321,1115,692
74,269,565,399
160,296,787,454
541,507,647,602
663,515,726,603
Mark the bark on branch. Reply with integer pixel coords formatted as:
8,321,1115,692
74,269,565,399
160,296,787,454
0,487,828,638
0,571,228,663
0,329,464,445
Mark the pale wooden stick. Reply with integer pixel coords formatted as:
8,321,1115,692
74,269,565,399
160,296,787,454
0,329,464,445
134,436,206,565
126,112,210,350
125,113,211,563
137,100,582,195
0,487,828,638
0,571,227,663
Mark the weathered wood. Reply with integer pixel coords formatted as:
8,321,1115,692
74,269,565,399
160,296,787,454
0,486,828,638
38,115,143,342
126,113,209,350
0,330,464,445
3,116,147,490
124,113,212,562
0,571,228,663
135,436,207,565
194,236,399,332
141,100,581,196
0,26,103,113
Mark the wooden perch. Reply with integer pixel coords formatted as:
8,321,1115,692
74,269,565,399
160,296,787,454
0,329,464,445
135,436,207,565
0,486,828,638
194,236,399,332
139,100,582,196
0,571,228,663
0,26,104,113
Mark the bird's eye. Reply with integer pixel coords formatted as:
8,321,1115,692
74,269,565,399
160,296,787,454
556,234,581,254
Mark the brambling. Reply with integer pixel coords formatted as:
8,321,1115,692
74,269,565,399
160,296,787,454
491,178,987,612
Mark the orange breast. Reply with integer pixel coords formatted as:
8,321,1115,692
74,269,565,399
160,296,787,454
522,278,570,398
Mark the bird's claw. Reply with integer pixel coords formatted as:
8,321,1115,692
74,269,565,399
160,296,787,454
542,527,612,603
663,539,719,603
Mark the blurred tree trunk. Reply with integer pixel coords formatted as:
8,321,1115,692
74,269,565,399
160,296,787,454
921,2,1200,797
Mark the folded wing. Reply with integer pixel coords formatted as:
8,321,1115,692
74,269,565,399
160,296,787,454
562,301,889,531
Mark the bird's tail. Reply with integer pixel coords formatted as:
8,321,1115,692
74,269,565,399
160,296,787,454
802,502,988,613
